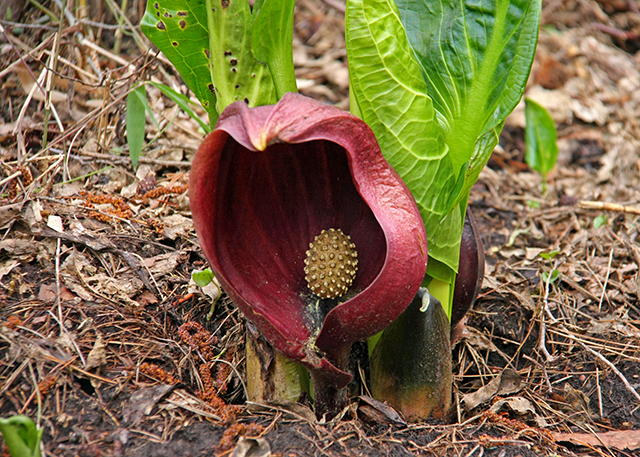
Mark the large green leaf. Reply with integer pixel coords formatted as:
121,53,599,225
205,0,276,112
141,1,218,125
252,0,297,98
396,0,541,208
141,0,277,124
346,0,463,271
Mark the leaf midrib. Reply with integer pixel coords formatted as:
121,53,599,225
448,0,509,175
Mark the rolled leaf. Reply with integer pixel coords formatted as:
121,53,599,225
370,289,452,421
451,209,485,328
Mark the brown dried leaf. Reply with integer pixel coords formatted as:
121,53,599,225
552,430,640,451
462,368,523,411
231,437,271,457
85,335,107,371
356,395,407,427
123,385,174,426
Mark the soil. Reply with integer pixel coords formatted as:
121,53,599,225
2,1,640,456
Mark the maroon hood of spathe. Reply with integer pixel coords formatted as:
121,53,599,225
190,93,427,387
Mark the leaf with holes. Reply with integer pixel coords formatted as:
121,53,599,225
141,0,277,125
204,0,276,112
141,1,218,125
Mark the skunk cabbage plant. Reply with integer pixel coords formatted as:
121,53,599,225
189,93,428,417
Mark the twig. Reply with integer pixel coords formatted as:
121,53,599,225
598,246,614,312
594,23,637,41
522,354,553,393
579,341,640,404
0,170,23,187
538,259,558,363
580,200,640,216
596,367,603,418
324,0,346,13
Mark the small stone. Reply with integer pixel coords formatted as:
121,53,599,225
304,228,358,299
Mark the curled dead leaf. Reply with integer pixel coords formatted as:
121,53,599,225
462,368,522,411
85,335,107,371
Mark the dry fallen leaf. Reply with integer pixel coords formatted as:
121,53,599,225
462,368,522,411
231,437,271,457
552,430,640,451
0,202,24,229
85,335,107,371
123,384,174,426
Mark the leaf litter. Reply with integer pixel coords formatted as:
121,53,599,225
1,0,640,456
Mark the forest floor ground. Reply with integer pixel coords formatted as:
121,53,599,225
2,1,640,456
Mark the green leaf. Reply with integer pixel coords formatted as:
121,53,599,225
396,0,541,211
541,269,560,284
141,1,218,126
593,214,608,229
346,0,462,271
204,0,277,112
252,0,297,98
525,97,559,184
126,85,147,169
192,268,214,287
148,81,212,133
0,415,43,457
539,249,559,260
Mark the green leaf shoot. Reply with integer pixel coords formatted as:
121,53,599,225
192,268,214,288
593,214,608,229
541,268,560,284
525,97,559,191
126,85,147,170
252,0,298,98
0,415,43,457
539,250,559,260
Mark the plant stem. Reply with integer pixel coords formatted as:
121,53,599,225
264,0,297,98
269,53,297,99
426,275,454,320
308,347,351,419
309,369,348,419
245,324,304,404
112,0,128,56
